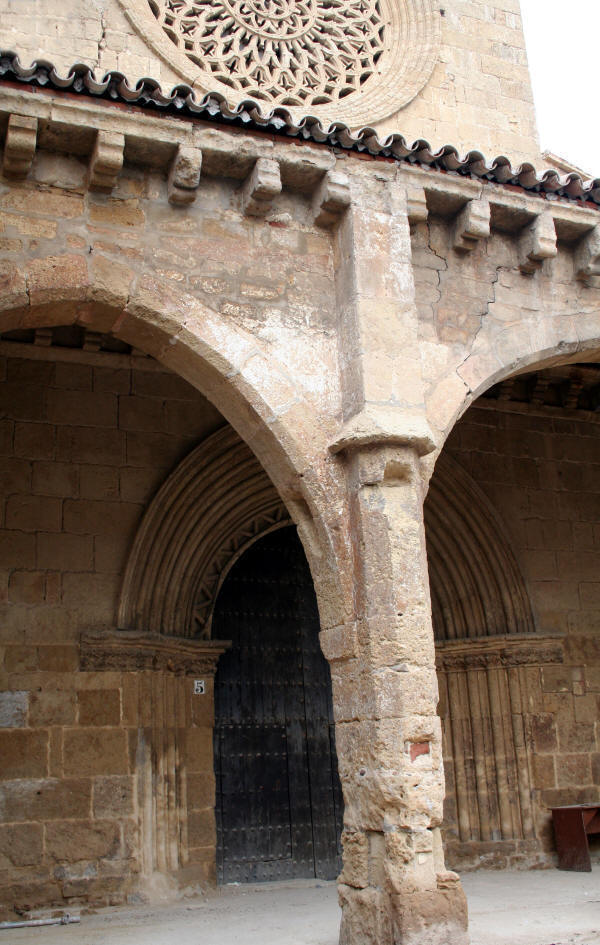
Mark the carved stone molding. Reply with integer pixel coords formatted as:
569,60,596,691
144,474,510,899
80,629,230,674
426,453,535,642
118,425,290,639
118,0,441,126
435,633,564,672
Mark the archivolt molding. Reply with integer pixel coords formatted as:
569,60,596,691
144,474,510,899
118,425,290,639
118,0,440,126
425,453,535,642
118,424,535,644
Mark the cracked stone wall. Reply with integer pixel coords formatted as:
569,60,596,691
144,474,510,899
0,69,599,938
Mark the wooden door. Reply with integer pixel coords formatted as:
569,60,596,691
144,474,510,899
213,526,343,884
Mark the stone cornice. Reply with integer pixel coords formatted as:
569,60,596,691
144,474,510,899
80,630,231,674
1,78,599,235
435,633,564,671
0,52,599,209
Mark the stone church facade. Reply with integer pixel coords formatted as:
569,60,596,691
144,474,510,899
0,2,599,943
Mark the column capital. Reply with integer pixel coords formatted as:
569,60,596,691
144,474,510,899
329,407,436,459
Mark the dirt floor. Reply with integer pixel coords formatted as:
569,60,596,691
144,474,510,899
4,868,600,945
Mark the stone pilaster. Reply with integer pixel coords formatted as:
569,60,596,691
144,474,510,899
328,172,468,944
332,169,433,449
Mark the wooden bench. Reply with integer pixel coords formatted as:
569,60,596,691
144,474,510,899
551,805,600,871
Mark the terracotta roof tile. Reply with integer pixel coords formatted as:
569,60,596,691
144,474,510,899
1,51,599,208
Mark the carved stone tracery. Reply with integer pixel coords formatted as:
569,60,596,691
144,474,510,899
149,0,386,108
121,0,441,126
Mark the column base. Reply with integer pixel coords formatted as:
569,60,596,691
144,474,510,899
339,874,469,945
339,885,392,945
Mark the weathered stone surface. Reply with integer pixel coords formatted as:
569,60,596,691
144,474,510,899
0,690,28,727
0,19,598,939
187,809,216,849
186,774,215,811
93,776,135,819
29,690,77,727
0,778,92,822
78,689,121,726
0,823,43,868
45,820,121,862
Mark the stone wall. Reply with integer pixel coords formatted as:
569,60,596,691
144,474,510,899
0,0,540,165
0,345,224,915
0,59,599,941
439,398,600,868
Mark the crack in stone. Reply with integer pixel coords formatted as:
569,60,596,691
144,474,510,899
455,263,504,395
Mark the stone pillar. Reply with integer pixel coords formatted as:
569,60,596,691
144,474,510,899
327,442,468,945
325,170,468,944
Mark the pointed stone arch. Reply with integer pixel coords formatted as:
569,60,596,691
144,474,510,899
118,425,290,638
425,452,534,641
0,256,349,635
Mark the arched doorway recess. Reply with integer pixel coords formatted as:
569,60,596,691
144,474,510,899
212,526,343,884
0,306,346,907
429,359,600,870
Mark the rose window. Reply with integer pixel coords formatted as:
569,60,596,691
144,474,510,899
147,0,387,107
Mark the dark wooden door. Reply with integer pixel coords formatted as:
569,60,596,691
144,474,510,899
213,526,343,884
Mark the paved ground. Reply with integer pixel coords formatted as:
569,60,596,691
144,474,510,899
5,868,600,945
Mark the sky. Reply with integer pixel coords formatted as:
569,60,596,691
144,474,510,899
519,0,598,176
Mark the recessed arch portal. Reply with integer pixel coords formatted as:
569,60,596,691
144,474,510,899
118,425,291,638
0,261,349,639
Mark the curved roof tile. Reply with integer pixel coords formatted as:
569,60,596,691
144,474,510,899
1,50,599,207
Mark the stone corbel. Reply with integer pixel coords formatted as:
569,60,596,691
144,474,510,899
406,184,428,225
574,224,600,282
168,145,202,206
2,113,37,179
312,169,351,228
453,195,490,252
519,209,557,274
88,130,124,192
241,157,281,217
80,629,230,674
